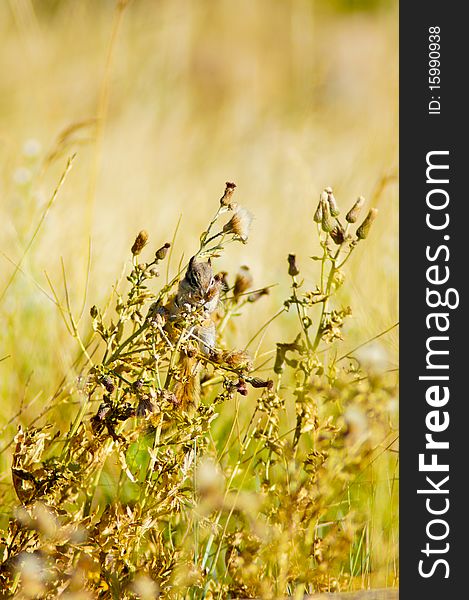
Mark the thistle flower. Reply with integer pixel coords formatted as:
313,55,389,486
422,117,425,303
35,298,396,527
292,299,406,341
131,230,148,255
325,186,340,217
233,265,253,301
223,206,253,243
219,181,237,208
356,208,378,239
346,196,365,223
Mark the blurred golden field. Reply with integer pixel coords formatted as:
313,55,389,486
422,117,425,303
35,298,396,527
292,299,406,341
0,0,398,596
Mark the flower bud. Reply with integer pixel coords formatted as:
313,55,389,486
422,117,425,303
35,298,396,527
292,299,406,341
313,201,323,223
346,196,365,223
287,254,299,277
155,242,171,261
219,181,237,208
325,186,340,217
131,230,148,255
321,199,334,232
356,208,378,239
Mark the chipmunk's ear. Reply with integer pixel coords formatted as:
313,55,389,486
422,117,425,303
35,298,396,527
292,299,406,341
189,256,197,268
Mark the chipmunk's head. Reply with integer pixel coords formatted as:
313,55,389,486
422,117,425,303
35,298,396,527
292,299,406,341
185,256,215,297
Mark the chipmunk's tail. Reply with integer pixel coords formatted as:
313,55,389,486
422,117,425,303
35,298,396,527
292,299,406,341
174,351,200,411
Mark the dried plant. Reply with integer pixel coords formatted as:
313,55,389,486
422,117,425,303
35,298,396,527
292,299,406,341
0,183,397,599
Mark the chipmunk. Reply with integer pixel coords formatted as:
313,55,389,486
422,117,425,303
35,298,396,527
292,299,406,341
169,257,222,410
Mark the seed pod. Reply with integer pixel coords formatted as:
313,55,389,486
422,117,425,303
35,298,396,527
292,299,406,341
356,208,378,240
155,242,171,261
321,199,334,233
346,196,365,223
287,254,299,277
90,305,98,319
131,230,148,255
325,187,340,217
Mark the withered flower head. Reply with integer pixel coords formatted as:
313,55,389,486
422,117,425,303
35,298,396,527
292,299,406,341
356,208,378,239
131,230,149,255
346,196,365,223
330,224,346,245
233,265,253,301
219,181,237,208
325,186,340,217
155,242,171,261
287,254,299,277
223,206,253,243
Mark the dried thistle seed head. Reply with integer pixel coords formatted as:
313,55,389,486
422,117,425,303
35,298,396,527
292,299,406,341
155,242,171,261
233,266,253,301
148,267,159,277
346,196,365,223
219,181,237,208
321,198,334,232
287,254,300,277
131,230,149,255
223,206,253,243
356,208,378,239
325,187,340,217
330,224,346,245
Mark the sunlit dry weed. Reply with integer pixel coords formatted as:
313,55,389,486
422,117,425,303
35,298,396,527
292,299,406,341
0,182,398,598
